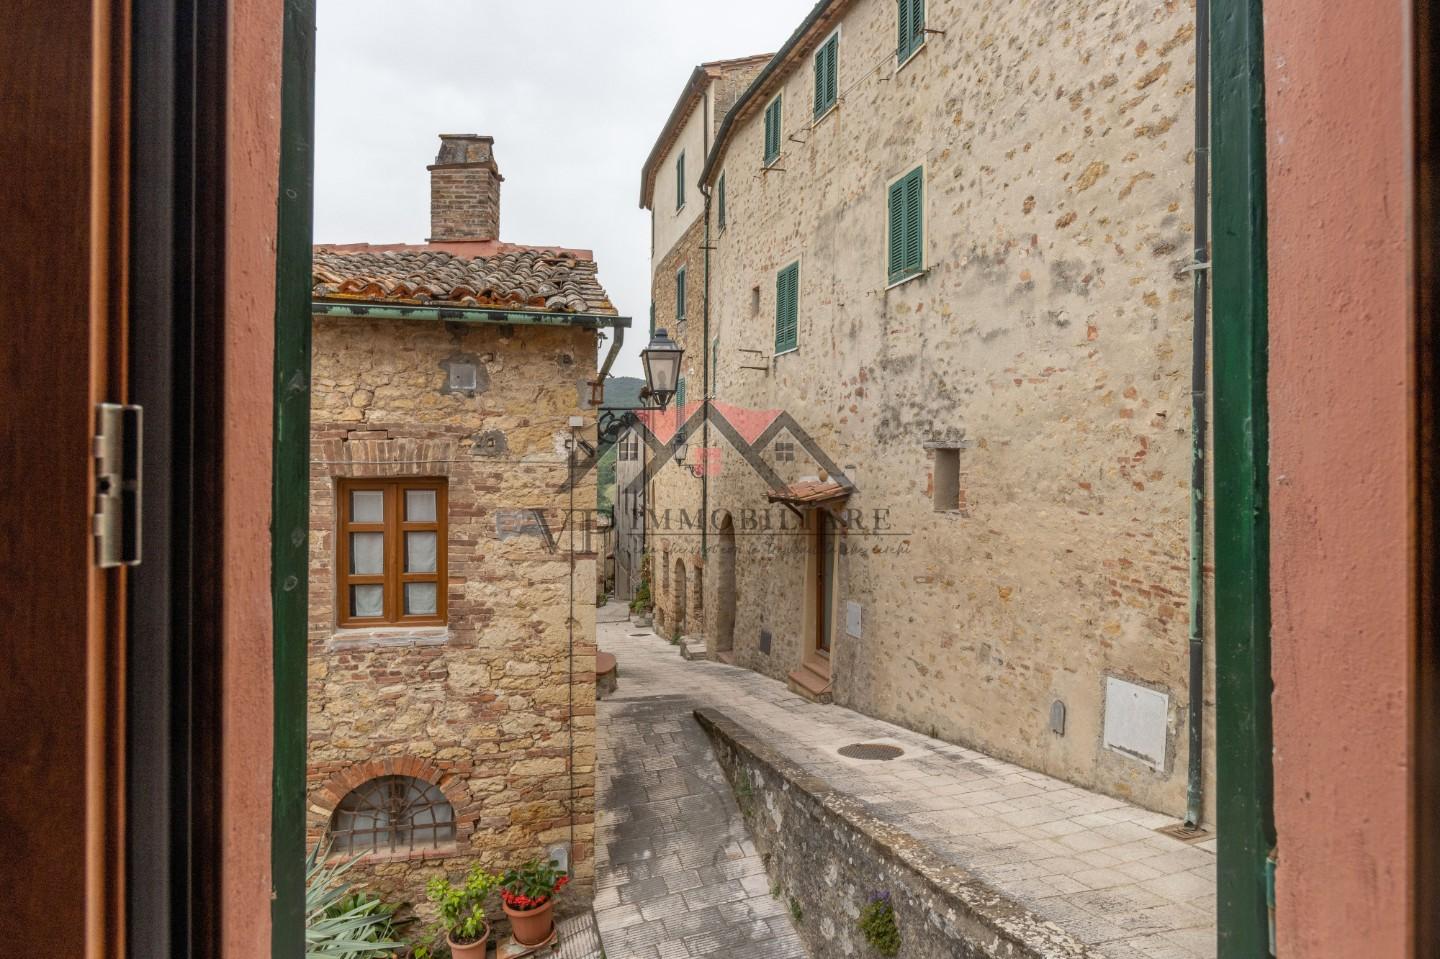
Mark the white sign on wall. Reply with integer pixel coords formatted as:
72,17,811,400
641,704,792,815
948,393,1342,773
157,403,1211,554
1103,676,1169,771
845,601,862,638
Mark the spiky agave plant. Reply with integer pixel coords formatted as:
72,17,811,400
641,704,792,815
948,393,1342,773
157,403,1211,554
305,842,405,959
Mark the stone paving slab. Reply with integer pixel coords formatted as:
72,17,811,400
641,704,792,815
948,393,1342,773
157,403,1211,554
597,605,1217,959
595,685,807,958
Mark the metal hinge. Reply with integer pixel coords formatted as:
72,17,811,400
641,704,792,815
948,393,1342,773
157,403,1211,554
93,402,143,568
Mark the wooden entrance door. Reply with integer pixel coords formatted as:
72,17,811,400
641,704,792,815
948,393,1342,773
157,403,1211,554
815,513,835,656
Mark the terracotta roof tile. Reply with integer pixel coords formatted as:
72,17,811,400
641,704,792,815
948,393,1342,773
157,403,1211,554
312,246,616,315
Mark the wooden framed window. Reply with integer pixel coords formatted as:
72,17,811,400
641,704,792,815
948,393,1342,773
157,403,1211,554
337,478,447,627
775,261,800,353
887,166,924,283
813,30,839,118
897,0,926,63
764,95,783,165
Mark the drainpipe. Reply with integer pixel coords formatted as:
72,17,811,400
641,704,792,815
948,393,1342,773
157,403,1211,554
700,87,712,557
699,180,712,558
596,324,625,388
1186,0,1211,831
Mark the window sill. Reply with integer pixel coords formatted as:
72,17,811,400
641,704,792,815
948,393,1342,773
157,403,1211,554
885,269,928,291
763,157,783,171
897,40,927,73
327,842,460,866
812,102,838,126
327,625,450,651
773,346,799,359
675,203,686,215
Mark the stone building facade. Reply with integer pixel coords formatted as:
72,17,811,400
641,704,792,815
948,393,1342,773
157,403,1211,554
306,135,625,916
640,56,769,641
649,0,1213,820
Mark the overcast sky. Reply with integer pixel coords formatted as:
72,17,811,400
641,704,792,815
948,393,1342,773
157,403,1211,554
315,0,815,379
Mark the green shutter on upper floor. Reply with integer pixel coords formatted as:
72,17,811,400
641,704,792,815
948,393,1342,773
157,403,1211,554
717,172,727,229
887,167,924,283
898,0,925,62
676,151,685,210
676,266,686,322
676,375,687,408
764,96,783,165
775,262,799,353
814,33,838,118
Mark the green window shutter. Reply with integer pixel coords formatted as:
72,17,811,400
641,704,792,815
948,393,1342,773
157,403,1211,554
676,266,686,322
717,173,727,229
676,151,685,210
764,96,782,164
888,168,924,282
826,36,838,110
887,179,907,282
904,168,923,274
899,0,925,61
676,375,686,408
775,262,799,353
814,34,838,118
649,300,655,334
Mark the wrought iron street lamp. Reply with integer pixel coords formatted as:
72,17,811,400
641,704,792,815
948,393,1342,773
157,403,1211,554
641,328,683,409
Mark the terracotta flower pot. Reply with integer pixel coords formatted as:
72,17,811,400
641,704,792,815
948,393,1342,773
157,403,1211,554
503,898,555,947
446,923,490,959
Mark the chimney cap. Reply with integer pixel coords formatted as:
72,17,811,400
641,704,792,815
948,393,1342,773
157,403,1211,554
432,134,500,169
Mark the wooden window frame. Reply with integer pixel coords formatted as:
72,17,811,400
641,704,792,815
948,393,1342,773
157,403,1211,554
336,478,448,628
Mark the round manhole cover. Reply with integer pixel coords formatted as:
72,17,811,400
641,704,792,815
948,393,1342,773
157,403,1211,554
837,743,904,761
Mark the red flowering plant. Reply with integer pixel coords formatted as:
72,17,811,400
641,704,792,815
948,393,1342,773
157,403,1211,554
498,858,569,911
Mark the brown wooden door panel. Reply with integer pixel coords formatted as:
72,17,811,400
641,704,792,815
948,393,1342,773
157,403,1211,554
0,0,128,953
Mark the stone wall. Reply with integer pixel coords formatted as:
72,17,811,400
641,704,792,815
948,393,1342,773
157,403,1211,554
674,0,1210,818
649,209,709,641
697,709,1092,959
307,315,599,918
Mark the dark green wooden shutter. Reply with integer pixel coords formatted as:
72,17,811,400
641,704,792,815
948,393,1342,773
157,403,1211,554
898,0,925,61
676,151,685,210
676,375,686,408
649,301,655,334
814,34,838,118
765,96,782,164
887,179,906,281
888,168,923,282
904,168,923,273
676,266,686,322
775,262,799,353
717,173,727,229
826,36,838,111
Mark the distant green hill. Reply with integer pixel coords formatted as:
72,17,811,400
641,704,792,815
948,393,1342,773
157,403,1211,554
602,375,646,409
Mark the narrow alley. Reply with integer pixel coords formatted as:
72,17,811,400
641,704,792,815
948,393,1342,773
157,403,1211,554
595,604,1216,959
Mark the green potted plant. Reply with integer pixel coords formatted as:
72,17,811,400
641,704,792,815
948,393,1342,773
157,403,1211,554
499,858,569,947
426,864,500,958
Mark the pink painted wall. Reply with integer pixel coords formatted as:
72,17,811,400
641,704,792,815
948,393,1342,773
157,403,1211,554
222,0,282,953
1265,0,1415,955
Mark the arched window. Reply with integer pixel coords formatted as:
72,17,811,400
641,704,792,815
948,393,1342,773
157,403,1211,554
328,775,456,856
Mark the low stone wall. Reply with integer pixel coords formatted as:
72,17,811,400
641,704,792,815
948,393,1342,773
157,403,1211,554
695,709,1095,959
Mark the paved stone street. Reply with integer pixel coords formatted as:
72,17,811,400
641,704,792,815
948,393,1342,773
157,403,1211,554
594,605,807,958
595,603,1217,959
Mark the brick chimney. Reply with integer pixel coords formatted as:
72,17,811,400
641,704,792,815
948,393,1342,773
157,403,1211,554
427,134,503,242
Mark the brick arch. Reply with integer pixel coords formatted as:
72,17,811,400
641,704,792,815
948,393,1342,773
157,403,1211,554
307,756,476,843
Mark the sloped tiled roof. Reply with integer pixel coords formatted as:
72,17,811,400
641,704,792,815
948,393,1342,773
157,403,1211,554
312,246,616,315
